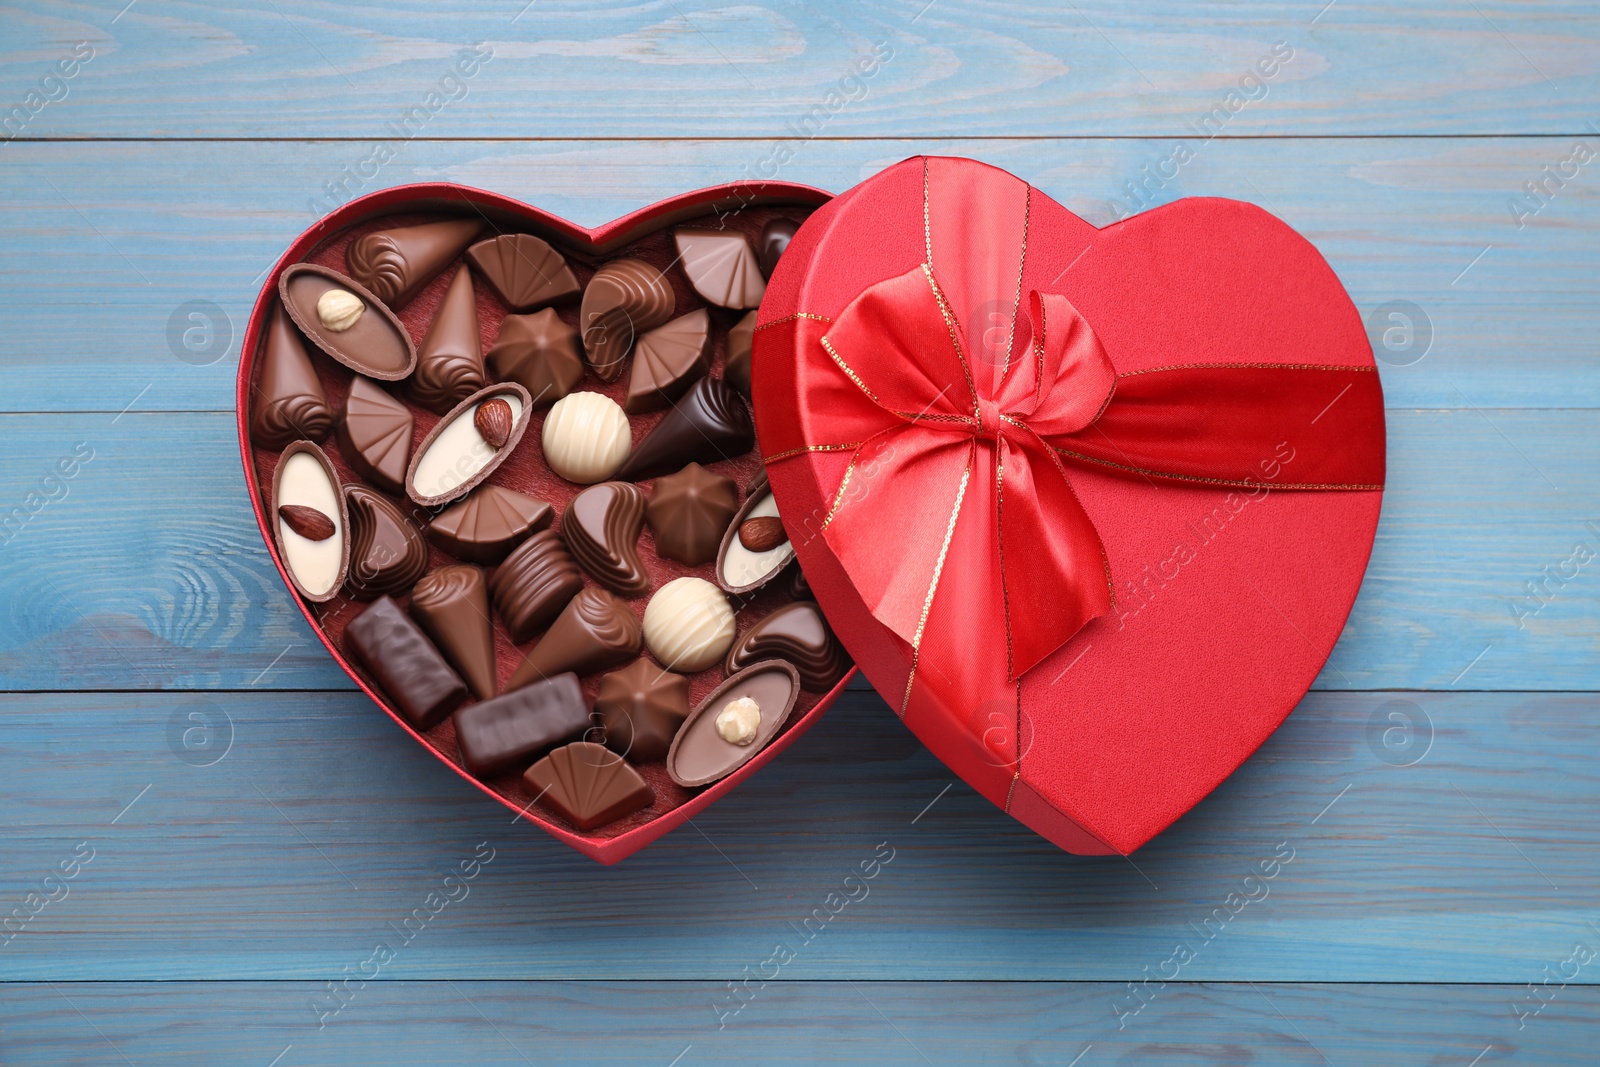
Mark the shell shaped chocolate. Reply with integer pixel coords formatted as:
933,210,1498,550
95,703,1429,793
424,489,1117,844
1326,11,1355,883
489,529,585,644
626,309,713,414
427,484,553,565
344,484,428,599
524,741,654,831
673,228,767,309
337,376,413,495
579,258,674,382
725,600,851,692
561,482,650,598
465,233,581,311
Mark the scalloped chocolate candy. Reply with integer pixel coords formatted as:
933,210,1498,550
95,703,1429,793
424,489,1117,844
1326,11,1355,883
542,391,631,484
674,228,766,309
344,484,428,599
642,577,735,674
489,529,585,644
251,303,333,449
486,309,584,409
337,376,413,495
615,377,754,482
725,600,850,692
716,481,794,594
346,217,485,309
668,661,800,787
427,485,553,565
525,742,654,831
411,265,486,414
579,259,673,382
465,233,580,311
645,462,738,567
562,482,650,598
279,263,416,380
271,441,349,603
406,383,532,507
723,310,757,397
411,565,496,701
505,586,641,692
626,309,712,414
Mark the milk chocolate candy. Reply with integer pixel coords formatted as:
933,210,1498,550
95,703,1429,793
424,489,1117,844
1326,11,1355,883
668,661,800,787
525,742,654,831
505,586,641,692
673,228,766,309
757,217,799,279
271,441,349,603
525,742,653,830
337,376,414,494
347,217,485,308
562,482,649,597
615,377,755,482
489,529,585,643
465,233,580,311
486,309,584,408
453,672,588,778
279,264,417,380
407,384,532,507
725,600,850,692
594,659,689,763
428,485,553,565
345,596,468,730
625,309,712,414
717,482,795,595
412,266,486,414
579,259,674,382
645,463,738,567
722,310,757,397
344,484,428,599
411,565,496,701
251,303,333,449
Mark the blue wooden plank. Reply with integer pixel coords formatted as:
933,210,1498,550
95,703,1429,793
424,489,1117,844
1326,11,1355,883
1,2,1597,137
0,409,1594,692
3,981,1596,1066
1,689,1594,981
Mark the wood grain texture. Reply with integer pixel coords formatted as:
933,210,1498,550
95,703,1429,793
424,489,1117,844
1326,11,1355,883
1,1,1597,137
3,981,1597,1066
2,137,1595,412
1,689,1595,981
0,409,1594,692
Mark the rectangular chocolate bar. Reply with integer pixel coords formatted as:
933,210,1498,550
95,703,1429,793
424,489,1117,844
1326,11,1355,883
453,672,589,778
344,596,468,730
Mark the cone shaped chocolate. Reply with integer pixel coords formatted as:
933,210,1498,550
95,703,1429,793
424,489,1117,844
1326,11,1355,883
465,233,580,311
347,218,485,308
410,565,496,701
251,304,333,449
412,266,486,413
506,586,640,692
616,376,755,482
626,309,712,413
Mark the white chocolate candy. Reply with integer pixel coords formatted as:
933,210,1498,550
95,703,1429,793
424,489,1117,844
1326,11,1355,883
276,450,343,596
542,391,631,484
720,491,794,589
642,576,735,673
715,696,761,746
316,288,364,332
411,391,525,501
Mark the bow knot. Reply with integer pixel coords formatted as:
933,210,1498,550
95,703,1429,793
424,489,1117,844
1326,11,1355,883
975,398,1004,441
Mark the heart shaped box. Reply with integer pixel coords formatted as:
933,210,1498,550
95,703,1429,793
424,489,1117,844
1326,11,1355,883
237,180,850,865
754,156,1385,855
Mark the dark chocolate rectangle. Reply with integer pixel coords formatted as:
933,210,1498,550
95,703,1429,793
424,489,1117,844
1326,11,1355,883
344,596,468,730
453,672,588,778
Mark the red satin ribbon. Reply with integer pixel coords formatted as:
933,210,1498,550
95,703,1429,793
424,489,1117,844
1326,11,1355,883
766,158,1384,769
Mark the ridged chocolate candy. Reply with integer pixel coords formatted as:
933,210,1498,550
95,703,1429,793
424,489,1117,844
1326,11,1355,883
505,586,640,692
594,659,689,763
344,484,428,599
411,565,496,701
625,309,712,414
465,233,580,311
337,376,413,494
489,529,585,644
724,600,851,692
578,259,673,382
427,485,553,565
346,217,485,308
673,228,766,309
642,577,735,673
722,310,757,397
615,377,755,482
486,308,584,408
251,303,333,449
524,742,654,830
645,463,738,567
412,266,486,414
561,482,649,598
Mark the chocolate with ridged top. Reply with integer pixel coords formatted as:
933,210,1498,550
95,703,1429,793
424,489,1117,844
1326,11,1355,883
411,565,497,701
346,217,485,308
579,259,673,382
674,228,766,309
594,659,689,763
524,742,654,830
465,233,580,311
489,529,585,643
626,309,712,414
757,217,799,279
725,600,851,692
486,309,584,408
562,482,650,597
251,303,333,449
427,484,553,565
615,377,754,482
645,463,738,567
505,586,640,692
412,266,486,414
344,484,428,599
722,310,757,397
337,376,413,494
344,596,467,730
453,672,588,778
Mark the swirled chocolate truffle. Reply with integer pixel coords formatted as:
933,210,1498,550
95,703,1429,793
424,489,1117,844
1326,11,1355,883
346,217,485,308
344,484,428,599
724,600,850,692
579,259,673,381
489,529,585,644
505,586,641,692
411,266,486,414
562,482,649,598
251,303,333,449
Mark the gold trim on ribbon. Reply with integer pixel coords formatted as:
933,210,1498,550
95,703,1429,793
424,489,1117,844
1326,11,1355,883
1120,361,1378,378
922,156,933,266
921,264,979,418
1000,184,1031,380
819,336,883,408
821,452,862,531
753,311,834,332
762,442,862,463
899,459,973,719
1004,769,1020,813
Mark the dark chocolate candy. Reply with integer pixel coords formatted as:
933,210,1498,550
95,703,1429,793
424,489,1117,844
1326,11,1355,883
251,303,333,449
465,233,580,311
279,264,417,380
579,259,674,382
337,376,414,495
427,485,553,565
722,310,757,397
561,481,649,597
625,309,712,414
344,484,428,599
411,565,496,701
524,741,654,830
725,600,851,692
489,528,585,643
344,596,468,730
486,308,584,408
412,265,486,414
668,660,800,787
757,217,799,279
505,586,640,692
453,672,587,778
645,463,738,567
615,376,754,482
271,440,350,603
346,217,485,308
673,228,766,309
594,659,689,763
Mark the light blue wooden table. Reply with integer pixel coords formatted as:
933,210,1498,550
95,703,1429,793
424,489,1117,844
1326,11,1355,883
3,2,1598,1062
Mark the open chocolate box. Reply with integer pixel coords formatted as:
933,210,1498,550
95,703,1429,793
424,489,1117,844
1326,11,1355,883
238,181,850,864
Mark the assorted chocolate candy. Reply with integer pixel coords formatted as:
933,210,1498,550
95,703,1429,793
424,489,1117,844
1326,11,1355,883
248,203,849,836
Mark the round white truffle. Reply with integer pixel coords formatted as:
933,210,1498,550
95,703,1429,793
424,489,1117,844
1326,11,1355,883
642,576,735,673
541,391,631,483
